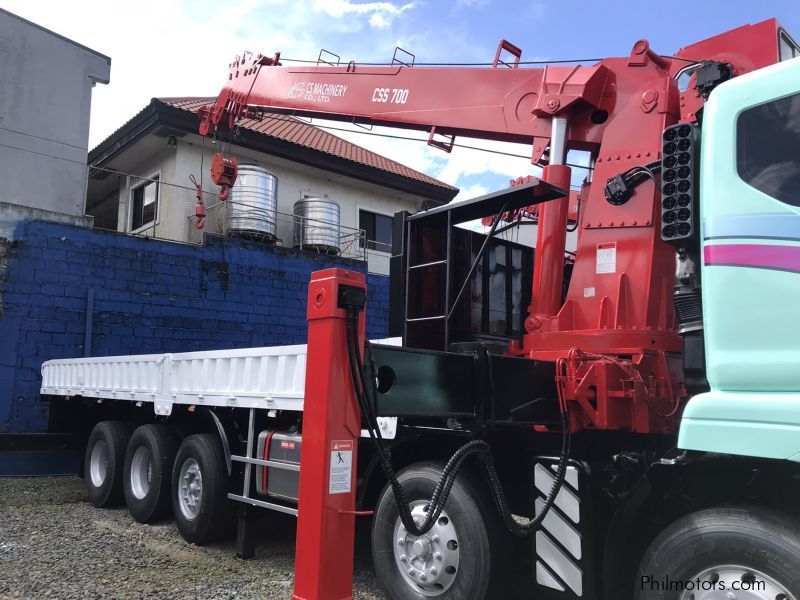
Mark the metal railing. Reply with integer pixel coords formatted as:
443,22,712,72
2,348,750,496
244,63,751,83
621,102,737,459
88,174,382,268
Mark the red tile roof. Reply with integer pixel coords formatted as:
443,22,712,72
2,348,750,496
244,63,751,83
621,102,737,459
157,97,457,194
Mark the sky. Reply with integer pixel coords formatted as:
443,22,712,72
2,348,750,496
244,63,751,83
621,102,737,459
3,0,800,199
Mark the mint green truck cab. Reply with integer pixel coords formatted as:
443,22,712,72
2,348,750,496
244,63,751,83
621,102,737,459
624,51,800,600
678,55,800,462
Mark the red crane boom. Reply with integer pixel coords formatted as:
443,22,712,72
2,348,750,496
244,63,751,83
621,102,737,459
199,19,785,433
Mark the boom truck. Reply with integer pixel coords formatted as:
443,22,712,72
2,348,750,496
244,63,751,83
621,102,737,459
41,18,800,600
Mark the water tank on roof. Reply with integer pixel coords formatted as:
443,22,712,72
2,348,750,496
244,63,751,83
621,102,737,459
226,164,278,241
293,195,341,254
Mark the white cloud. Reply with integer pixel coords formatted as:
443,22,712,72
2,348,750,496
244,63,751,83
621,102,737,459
313,0,413,28
454,182,488,201
369,12,390,28
2,0,545,199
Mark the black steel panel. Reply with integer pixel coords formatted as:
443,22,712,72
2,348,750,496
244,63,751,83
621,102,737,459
370,345,478,417
408,180,567,225
369,344,559,424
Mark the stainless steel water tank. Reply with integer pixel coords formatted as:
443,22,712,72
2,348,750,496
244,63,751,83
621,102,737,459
226,164,278,241
293,196,341,254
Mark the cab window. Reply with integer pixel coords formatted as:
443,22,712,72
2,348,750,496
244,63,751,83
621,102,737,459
779,32,800,61
737,92,800,207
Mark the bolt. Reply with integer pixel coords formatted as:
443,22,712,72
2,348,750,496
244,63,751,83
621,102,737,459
432,535,440,543
399,554,407,563
547,99,560,111
408,568,416,577
398,538,405,547
420,574,427,582
634,40,647,54
434,552,442,560
430,567,438,575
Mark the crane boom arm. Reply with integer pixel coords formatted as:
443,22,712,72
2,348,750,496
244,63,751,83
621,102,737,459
199,55,612,157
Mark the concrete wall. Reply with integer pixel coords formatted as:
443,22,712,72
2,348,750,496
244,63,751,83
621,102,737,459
0,217,389,433
0,9,110,217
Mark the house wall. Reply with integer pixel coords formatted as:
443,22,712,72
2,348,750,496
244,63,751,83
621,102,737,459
104,135,426,273
0,9,110,217
114,146,182,241
176,136,425,234
0,217,389,433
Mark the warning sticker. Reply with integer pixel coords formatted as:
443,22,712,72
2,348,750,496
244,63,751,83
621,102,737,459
329,440,354,495
596,242,617,274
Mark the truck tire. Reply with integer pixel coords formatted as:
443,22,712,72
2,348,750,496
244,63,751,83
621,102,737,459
171,433,231,545
84,421,131,508
372,461,510,600
635,506,800,599
123,424,178,523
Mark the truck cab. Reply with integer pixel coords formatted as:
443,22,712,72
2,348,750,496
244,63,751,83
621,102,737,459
679,52,800,462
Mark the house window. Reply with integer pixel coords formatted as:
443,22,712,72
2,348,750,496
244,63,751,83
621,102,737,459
359,209,393,252
131,177,159,231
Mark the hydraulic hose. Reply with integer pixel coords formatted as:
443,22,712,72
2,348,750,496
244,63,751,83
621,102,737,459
345,309,572,538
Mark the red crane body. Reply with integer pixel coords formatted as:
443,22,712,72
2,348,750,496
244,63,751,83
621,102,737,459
200,19,786,434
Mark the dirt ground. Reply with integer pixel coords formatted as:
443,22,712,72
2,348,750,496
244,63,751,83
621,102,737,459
0,476,385,600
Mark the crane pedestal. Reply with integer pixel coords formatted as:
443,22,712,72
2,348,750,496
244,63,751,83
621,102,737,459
292,268,366,600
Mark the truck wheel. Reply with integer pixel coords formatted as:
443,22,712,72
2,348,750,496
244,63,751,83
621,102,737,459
84,421,131,508
123,424,178,523
372,461,510,600
171,434,230,545
635,506,800,599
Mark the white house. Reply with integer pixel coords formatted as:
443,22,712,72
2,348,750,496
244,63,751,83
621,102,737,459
85,97,458,274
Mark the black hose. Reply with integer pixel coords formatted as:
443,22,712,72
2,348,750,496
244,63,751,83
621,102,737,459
345,311,572,537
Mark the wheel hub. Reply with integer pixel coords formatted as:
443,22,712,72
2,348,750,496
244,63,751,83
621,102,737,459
178,458,203,520
89,440,109,487
129,446,152,500
393,501,460,597
680,565,795,600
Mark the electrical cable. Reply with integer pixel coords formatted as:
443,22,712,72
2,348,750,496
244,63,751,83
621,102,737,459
279,57,606,66
251,112,594,170
278,54,699,67
344,308,571,538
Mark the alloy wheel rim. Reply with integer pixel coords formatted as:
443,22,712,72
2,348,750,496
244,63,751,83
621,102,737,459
392,500,461,597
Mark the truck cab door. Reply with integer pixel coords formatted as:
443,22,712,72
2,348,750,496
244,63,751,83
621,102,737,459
679,57,800,460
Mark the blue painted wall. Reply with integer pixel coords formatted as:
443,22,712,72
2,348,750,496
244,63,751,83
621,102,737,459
0,221,389,432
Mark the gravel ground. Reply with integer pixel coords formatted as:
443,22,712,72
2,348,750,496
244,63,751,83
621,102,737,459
0,477,385,600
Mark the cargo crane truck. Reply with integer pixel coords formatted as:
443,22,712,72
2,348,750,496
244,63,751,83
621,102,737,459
41,19,800,600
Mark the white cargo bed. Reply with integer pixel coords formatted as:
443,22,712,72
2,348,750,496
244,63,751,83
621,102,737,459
41,339,401,438
41,345,309,416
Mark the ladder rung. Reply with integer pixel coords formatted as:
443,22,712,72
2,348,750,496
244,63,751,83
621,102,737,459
406,315,446,322
408,259,447,270
228,493,298,516
231,455,300,471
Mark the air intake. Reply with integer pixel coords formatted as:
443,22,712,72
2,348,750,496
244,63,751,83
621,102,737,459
660,123,700,243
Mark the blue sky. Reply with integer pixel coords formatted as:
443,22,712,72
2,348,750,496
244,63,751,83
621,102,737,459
5,0,800,199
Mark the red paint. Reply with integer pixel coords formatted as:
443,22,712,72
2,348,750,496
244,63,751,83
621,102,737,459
292,269,365,600
202,20,786,435
705,244,800,273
